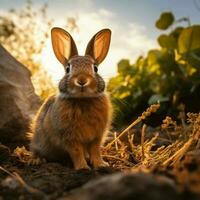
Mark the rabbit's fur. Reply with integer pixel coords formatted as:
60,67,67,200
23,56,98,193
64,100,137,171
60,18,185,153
30,28,112,170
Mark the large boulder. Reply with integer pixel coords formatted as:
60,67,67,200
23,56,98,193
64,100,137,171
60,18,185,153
0,44,40,148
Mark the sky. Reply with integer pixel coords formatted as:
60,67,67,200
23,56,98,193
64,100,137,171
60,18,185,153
0,0,200,83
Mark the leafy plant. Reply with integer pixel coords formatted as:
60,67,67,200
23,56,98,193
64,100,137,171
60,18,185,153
108,12,200,128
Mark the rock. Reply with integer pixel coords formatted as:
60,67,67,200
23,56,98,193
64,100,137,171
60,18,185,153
0,44,40,148
66,172,180,200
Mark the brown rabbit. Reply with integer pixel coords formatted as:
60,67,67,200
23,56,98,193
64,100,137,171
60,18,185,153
29,27,112,170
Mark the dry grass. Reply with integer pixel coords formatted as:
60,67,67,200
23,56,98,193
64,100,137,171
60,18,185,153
13,103,200,172
103,103,200,171
8,103,200,197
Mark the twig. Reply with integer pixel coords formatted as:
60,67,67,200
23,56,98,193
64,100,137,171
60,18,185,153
141,124,147,161
162,137,193,167
196,139,200,149
13,172,43,194
103,155,133,166
127,133,135,153
0,166,15,177
114,132,119,151
105,118,142,149
0,166,44,196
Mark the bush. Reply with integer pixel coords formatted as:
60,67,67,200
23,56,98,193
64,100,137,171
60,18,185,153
108,12,200,128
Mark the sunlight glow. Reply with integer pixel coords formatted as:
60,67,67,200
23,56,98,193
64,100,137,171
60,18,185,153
41,9,156,85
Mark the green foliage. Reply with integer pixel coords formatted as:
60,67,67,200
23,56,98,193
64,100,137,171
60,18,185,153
158,34,176,49
178,25,200,53
108,13,200,128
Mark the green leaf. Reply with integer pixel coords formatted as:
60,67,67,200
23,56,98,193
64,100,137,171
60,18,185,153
171,27,184,40
147,50,162,66
155,12,174,30
178,25,200,54
186,49,200,68
117,59,130,74
158,34,177,49
118,91,131,99
148,94,169,105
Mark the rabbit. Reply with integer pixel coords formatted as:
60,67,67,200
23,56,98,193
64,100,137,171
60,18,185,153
29,27,112,170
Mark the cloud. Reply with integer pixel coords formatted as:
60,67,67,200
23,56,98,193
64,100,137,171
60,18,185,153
0,2,158,87
110,22,157,70
76,9,157,77
0,10,6,15
99,8,115,18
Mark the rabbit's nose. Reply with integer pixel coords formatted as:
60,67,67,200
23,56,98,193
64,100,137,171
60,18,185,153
75,77,90,87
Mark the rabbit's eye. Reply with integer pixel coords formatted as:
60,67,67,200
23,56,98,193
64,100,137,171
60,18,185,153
94,64,98,73
66,63,71,73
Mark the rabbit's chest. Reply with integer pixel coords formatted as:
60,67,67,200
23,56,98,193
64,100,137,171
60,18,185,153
80,112,106,140
54,97,110,143
68,107,107,142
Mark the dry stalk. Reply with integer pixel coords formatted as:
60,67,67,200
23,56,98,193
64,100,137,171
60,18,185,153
128,133,135,153
163,113,200,167
114,132,119,151
103,155,133,166
104,109,200,171
141,124,147,161
196,139,200,149
163,137,193,166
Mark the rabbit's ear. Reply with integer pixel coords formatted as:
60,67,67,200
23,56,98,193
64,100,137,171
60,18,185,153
51,27,78,65
85,29,111,64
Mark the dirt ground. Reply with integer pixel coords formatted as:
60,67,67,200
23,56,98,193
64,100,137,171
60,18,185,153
1,107,200,200
0,143,200,200
0,146,117,200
